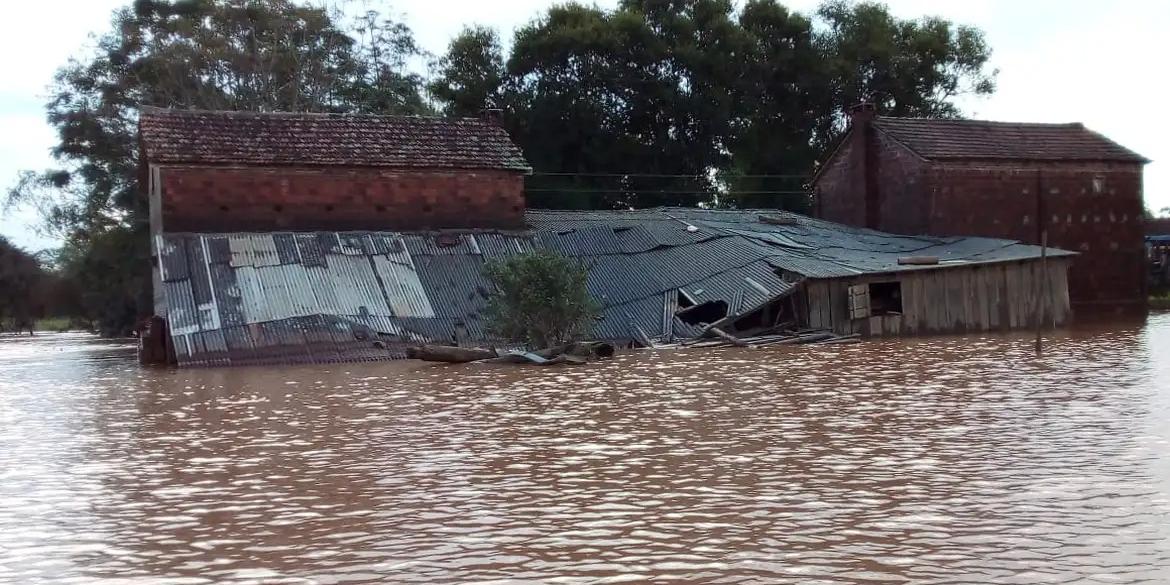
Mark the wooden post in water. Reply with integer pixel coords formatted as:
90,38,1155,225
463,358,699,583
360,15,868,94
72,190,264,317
1034,171,1048,356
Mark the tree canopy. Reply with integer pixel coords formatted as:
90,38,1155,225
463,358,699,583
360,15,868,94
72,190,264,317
431,0,995,210
0,237,50,333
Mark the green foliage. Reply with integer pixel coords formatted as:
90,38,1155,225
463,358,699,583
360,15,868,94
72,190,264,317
55,226,151,337
0,237,43,332
431,0,996,212
483,251,598,348
9,0,432,336
428,26,505,117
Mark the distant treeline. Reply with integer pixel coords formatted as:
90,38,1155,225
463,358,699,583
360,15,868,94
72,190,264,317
0,236,90,334
5,0,995,335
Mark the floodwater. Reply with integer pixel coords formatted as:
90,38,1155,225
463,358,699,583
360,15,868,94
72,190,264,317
1,317,1169,585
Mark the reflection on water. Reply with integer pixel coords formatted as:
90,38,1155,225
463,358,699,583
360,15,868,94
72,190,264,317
1,316,1169,584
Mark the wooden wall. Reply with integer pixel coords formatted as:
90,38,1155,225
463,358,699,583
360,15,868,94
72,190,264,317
799,259,1071,337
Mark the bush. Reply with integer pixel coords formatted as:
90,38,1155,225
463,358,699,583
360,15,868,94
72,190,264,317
483,250,598,348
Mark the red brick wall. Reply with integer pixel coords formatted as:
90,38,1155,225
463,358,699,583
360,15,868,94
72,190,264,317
874,131,929,234
815,127,928,232
158,165,526,232
925,161,1146,310
815,139,866,226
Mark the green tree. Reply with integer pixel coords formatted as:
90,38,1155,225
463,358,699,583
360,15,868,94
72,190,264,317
483,251,598,348
429,26,505,117
817,1,995,124
0,237,49,333
430,0,995,212
9,0,431,336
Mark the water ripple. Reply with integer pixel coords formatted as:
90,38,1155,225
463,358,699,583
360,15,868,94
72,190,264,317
1,317,1169,584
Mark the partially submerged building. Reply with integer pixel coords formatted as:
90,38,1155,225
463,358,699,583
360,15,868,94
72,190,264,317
814,105,1148,315
141,109,1073,367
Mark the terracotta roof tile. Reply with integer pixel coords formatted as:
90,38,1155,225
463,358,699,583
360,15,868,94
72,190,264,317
874,117,1148,163
139,107,531,172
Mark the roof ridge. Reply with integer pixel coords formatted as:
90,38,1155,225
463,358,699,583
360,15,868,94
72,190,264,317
875,117,1085,129
139,106,488,124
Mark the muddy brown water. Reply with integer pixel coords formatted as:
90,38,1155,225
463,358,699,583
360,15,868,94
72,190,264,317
1,316,1169,584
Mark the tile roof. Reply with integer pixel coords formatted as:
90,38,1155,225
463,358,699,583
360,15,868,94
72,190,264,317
156,207,1072,367
873,117,1149,163
138,107,531,172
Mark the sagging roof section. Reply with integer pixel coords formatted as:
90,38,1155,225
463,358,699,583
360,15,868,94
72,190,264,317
138,107,532,172
872,118,1149,163
157,208,1072,366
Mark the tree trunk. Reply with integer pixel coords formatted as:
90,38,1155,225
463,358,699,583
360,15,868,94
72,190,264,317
406,345,500,363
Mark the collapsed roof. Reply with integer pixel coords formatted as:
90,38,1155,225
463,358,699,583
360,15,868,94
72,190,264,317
155,207,1071,366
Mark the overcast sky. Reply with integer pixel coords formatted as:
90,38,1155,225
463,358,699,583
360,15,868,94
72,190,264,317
2,0,1167,251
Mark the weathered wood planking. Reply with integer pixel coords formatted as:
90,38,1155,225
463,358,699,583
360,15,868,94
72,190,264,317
799,258,1070,338
828,281,849,335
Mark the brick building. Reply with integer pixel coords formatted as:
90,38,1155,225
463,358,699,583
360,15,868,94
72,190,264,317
138,107,531,234
814,104,1149,314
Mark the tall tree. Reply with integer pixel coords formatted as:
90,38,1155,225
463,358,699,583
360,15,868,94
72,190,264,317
817,0,995,123
429,26,505,117
9,0,430,336
430,0,996,212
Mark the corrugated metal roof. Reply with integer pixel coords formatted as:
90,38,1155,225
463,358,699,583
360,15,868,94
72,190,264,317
156,207,1071,366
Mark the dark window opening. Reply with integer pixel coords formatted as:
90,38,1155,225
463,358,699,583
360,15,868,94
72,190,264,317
726,294,797,334
675,300,728,326
272,204,283,212
423,204,434,213
375,205,387,212
869,281,903,315
324,205,334,212
218,205,230,212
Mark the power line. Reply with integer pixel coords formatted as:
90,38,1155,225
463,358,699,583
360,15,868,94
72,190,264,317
525,188,809,195
528,172,810,179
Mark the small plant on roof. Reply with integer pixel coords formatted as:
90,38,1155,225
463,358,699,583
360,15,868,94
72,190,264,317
483,250,598,348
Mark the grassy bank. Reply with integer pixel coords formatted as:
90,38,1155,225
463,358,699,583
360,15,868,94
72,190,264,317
1152,295,1170,311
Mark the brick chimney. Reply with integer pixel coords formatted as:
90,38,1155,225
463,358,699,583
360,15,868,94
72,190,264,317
849,103,880,229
